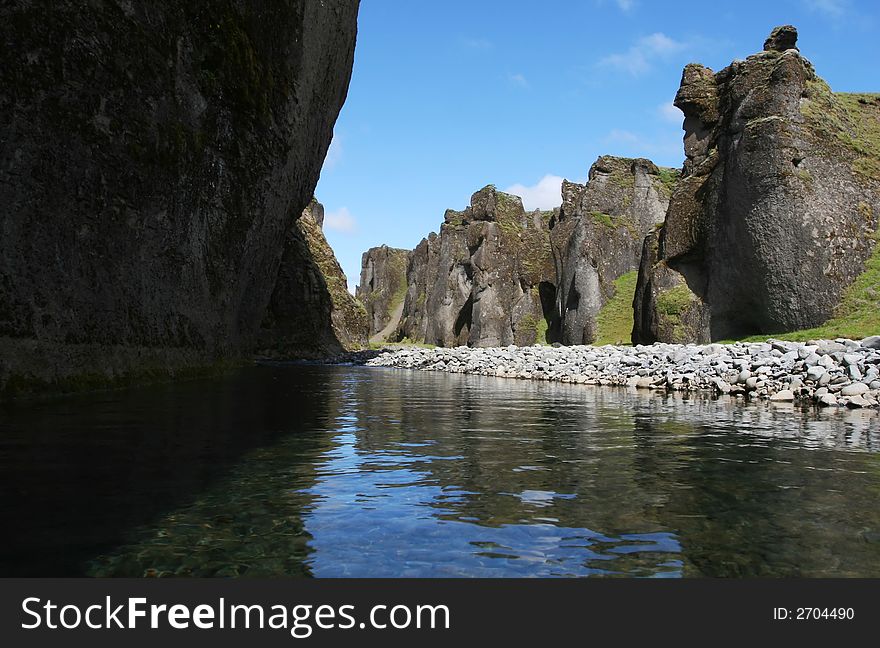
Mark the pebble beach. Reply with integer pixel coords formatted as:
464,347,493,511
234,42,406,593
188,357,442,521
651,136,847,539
365,337,880,409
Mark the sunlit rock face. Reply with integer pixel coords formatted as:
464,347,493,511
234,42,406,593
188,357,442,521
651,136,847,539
398,186,557,347
260,200,368,358
633,25,880,344
549,155,675,345
357,245,410,341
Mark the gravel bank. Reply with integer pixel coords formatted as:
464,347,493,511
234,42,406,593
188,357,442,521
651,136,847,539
365,337,880,409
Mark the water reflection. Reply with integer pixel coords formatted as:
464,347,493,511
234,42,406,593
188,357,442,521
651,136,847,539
2,365,880,577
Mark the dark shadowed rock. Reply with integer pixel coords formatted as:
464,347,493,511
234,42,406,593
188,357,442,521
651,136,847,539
265,200,367,356
549,156,676,345
397,233,441,343
357,245,410,341
633,26,880,344
0,0,359,393
259,200,368,357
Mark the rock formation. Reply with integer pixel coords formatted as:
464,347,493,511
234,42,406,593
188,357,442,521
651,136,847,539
633,26,880,344
398,186,557,347
0,1,359,393
549,156,677,345
259,199,368,357
357,246,410,341
396,233,440,344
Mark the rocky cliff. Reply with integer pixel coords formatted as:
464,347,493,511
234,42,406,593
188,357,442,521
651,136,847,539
633,26,880,344
259,199,368,357
357,246,410,341
398,186,557,347
0,0,359,393
550,156,676,345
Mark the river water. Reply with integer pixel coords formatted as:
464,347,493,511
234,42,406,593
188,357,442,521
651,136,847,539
1,364,879,577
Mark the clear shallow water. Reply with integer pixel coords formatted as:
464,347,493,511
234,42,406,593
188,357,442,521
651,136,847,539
2,364,880,577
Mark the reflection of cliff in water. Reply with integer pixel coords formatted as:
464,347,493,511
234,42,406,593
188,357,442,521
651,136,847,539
0,366,339,576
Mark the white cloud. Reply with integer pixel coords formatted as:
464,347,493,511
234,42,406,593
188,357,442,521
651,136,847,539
323,132,342,170
324,207,356,233
642,32,683,55
509,73,529,89
598,32,687,76
504,175,564,211
657,101,683,123
804,0,848,16
462,37,492,50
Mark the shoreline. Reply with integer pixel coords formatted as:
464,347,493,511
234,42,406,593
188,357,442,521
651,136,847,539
361,338,880,410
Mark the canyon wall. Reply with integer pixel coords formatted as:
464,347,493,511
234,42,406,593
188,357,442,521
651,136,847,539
0,0,360,393
550,156,676,345
398,186,557,347
357,246,410,341
259,200,368,358
633,26,880,344
382,159,674,349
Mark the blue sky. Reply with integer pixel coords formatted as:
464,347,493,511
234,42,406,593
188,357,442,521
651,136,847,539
315,0,879,291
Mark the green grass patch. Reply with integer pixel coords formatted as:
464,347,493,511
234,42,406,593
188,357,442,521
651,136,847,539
589,211,613,228
656,167,680,197
594,271,638,345
656,283,696,317
801,83,880,182
398,337,437,348
535,316,549,344
519,313,550,345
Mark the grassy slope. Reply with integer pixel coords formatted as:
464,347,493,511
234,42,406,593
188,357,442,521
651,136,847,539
595,271,639,345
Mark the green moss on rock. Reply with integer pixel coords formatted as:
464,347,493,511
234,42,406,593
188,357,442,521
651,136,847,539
802,83,880,182
656,283,700,342
655,167,681,198
589,211,614,228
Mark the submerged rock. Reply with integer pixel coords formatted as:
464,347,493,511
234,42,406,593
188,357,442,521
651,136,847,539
633,26,880,344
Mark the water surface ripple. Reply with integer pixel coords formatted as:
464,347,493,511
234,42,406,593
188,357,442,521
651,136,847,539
2,365,879,577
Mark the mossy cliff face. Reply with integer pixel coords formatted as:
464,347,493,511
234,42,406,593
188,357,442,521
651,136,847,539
357,246,410,340
397,233,441,343
549,156,676,345
0,1,359,393
633,26,880,344
398,186,557,347
259,200,367,358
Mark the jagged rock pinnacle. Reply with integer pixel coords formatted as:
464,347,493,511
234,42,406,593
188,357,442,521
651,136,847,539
763,25,798,52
